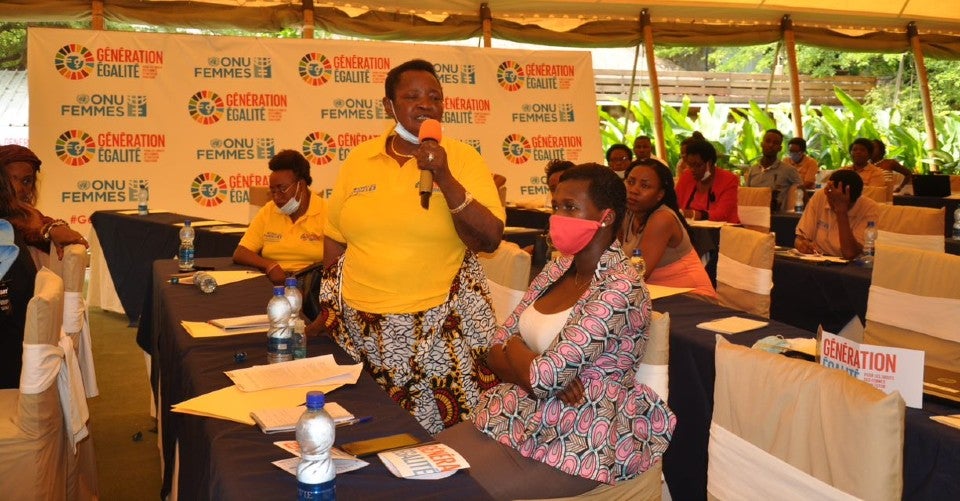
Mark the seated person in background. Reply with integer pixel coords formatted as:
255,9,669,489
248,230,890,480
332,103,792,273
622,159,717,299
674,131,705,179
545,159,575,195
870,139,913,193
632,134,667,165
0,174,38,389
842,138,887,188
605,143,633,178
675,138,740,223
784,137,819,189
743,129,801,211
438,163,675,500
0,144,88,260
234,149,324,284
795,169,879,260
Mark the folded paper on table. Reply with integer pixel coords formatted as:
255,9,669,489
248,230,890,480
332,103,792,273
687,219,730,228
777,248,849,264
171,384,342,425
181,321,267,338
647,284,695,300
378,443,470,480
931,415,960,430
697,316,769,334
272,444,369,475
175,220,229,227
209,313,270,330
251,402,354,433
225,354,363,392
205,225,248,234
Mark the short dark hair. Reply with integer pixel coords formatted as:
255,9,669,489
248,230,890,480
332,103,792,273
385,59,440,101
685,138,717,165
787,137,807,151
828,169,864,204
269,149,312,186
764,129,784,142
558,163,627,239
544,159,575,178
871,139,886,157
849,137,874,155
680,131,706,148
605,143,633,162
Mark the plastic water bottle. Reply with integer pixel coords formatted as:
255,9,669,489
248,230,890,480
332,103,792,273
194,271,217,294
953,206,960,239
285,277,307,359
794,191,804,214
296,391,336,500
630,248,646,278
266,286,293,364
861,221,877,268
178,220,195,272
137,183,149,216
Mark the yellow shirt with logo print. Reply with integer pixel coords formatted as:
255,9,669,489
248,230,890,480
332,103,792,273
325,129,505,314
238,191,325,272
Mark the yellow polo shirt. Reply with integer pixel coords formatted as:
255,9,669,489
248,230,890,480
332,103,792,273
238,191,325,272
326,130,505,314
842,163,887,188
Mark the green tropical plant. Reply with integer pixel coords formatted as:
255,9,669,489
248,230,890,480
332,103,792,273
600,86,960,176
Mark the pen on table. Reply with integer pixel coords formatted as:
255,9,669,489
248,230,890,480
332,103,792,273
336,416,373,427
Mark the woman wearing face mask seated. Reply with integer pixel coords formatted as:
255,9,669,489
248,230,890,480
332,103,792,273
233,149,324,285
621,159,717,299
437,163,675,500
674,138,740,223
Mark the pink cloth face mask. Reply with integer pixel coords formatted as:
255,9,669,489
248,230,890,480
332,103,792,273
548,209,610,256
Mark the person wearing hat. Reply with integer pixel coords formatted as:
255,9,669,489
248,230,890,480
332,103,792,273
0,144,88,260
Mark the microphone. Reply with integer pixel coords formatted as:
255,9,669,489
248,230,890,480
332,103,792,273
418,119,442,209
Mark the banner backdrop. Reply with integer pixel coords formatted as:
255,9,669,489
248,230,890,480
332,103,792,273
27,28,601,228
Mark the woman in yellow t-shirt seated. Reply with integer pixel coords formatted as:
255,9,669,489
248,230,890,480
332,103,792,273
233,149,324,284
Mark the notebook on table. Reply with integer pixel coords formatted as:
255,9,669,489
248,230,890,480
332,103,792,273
923,365,960,404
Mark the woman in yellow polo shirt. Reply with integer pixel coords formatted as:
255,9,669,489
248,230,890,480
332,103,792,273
233,149,324,284
312,59,506,435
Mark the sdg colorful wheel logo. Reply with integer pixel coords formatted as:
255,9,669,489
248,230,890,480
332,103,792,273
302,132,337,166
190,172,228,207
299,53,333,86
187,90,225,124
501,134,531,164
54,44,95,80
55,130,96,166
496,61,525,92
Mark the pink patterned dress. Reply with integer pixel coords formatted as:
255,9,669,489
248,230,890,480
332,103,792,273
472,244,676,484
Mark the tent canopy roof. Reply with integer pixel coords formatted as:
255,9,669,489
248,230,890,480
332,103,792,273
3,1,960,58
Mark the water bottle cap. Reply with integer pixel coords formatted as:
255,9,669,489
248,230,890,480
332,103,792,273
632,248,642,256
184,220,191,226
285,277,298,287
305,391,325,409
273,285,285,295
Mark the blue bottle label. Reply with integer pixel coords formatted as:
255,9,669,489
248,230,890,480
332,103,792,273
179,248,194,262
297,479,335,500
268,336,291,356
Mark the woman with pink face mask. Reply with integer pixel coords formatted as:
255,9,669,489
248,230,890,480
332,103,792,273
437,163,675,500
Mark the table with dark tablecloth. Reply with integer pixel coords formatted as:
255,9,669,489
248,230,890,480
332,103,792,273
152,257,490,500
656,293,960,500
770,255,872,333
90,210,244,325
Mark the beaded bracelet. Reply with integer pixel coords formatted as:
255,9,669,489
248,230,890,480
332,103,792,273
449,191,473,214
42,219,69,241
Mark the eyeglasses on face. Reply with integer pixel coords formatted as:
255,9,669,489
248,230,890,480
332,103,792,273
269,182,298,195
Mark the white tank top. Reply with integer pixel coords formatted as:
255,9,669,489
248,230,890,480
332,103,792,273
518,304,574,354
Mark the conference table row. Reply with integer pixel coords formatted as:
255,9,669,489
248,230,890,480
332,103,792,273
150,256,960,500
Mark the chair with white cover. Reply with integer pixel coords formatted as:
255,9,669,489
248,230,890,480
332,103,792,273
716,225,774,318
248,185,271,222
517,310,671,501
476,241,531,325
736,186,772,233
0,268,68,499
876,204,945,253
708,337,905,501
47,244,99,500
864,244,960,372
